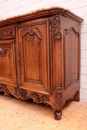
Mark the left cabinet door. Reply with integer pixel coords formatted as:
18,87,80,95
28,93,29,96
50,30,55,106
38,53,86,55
0,40,17,86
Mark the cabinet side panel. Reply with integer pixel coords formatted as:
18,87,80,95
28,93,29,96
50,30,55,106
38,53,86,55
64,28,79,89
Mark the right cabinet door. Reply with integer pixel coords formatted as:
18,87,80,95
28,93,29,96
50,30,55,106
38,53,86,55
18,18,50,94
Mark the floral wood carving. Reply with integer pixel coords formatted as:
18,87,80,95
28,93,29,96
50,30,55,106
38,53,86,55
54,86,62,107
16,88,27,99
0,83,9,96
31,92,40,102
30,93,49,103
21,26,42,44
53,15,61,40
0,44,10,57
0,29,14,39
15,89,49,103
41,95,49,101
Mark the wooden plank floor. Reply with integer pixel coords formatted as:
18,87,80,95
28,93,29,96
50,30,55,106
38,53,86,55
0,94,87,130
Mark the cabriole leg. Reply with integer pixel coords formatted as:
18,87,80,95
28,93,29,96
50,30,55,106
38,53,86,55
73,91,80,102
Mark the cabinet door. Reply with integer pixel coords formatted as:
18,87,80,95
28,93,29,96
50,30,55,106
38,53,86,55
0,40,17,86
18,19,50,94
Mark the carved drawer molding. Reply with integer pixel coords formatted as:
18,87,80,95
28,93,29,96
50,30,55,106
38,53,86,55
0,27,15,39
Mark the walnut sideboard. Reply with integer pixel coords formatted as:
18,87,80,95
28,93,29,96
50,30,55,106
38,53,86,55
0,7,83,120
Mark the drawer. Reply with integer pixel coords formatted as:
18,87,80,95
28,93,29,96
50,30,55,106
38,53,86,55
0,26,15,39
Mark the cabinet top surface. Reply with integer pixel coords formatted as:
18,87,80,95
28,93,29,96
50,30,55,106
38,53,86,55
0,7,83,27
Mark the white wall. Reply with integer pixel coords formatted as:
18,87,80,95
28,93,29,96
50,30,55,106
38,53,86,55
0,0,87,101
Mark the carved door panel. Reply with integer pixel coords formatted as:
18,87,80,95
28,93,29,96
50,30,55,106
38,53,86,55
18,19,50,94
0,40,17,86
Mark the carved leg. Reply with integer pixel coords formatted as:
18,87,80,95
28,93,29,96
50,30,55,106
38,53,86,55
73,91,80,102
54,110,62,120
50,86,63,120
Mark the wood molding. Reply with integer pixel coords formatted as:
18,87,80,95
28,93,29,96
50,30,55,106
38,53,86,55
64,27,79,89
0,7,83,27
0,27,15,39
15,88,50,103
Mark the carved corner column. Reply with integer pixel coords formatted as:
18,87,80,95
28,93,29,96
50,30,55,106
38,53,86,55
50,15,62,120
50,85,62,120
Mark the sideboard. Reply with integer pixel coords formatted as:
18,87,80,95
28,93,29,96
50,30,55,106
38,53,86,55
0,7,83,120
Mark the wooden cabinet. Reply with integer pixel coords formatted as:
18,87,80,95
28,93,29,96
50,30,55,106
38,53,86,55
0,7,83,120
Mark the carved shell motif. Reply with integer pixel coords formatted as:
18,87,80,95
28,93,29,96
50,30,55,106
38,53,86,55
21,26,42,44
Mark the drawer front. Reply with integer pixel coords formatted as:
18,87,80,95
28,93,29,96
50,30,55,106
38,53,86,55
0,26,15,39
